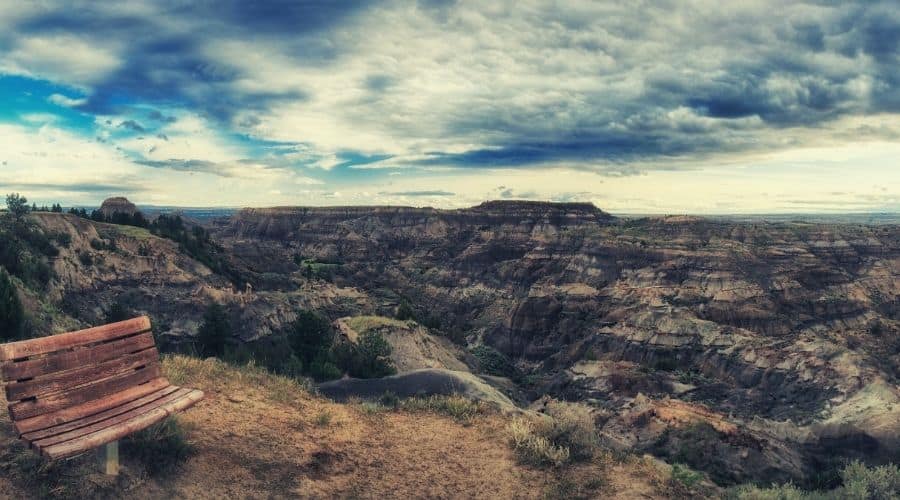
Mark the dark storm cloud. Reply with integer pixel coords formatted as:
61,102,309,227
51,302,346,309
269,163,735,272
11,1,369,122
1,181,142,194
4,0,900,171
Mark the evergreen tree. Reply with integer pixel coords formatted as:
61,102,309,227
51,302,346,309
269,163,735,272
5,193,30,219
286,311,333,365
354,331,396,378
104,301,132,323
395,300,414,321
196,303,231,357
0,269,25,340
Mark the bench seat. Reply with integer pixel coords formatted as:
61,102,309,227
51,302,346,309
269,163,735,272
0,317,204,460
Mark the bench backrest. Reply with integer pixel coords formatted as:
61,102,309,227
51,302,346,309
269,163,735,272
0,317,161,424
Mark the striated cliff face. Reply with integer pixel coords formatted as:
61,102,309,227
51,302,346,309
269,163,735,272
214,201,900,485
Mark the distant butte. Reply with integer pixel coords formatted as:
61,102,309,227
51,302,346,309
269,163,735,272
99,196,138,217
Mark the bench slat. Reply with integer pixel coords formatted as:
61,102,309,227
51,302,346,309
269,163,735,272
9,365,162,420
39,389,204,460
22,385,181,442
32,387,195,448
14,377,171,435
6,348,159,402
2,332,156,381
0,317,151,361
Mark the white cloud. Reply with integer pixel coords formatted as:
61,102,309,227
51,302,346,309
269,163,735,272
0,35,120,87
48,93,88,107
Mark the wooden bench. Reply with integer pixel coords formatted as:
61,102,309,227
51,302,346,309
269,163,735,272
0,316,203,473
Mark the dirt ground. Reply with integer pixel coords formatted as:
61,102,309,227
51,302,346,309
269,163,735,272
0,356,675,499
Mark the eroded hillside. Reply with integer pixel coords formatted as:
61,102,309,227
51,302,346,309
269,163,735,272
214,201,900,486
3,203,899,494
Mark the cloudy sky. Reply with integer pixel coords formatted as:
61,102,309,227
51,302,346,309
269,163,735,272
1,1,898,213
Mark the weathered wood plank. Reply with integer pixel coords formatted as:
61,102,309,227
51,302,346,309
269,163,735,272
14,378,171,435
22,385,180,442
41,389,204,460
1,332,155,381
6,348,159,402
0,317,151,361
32,387,194,448
9,365,162,421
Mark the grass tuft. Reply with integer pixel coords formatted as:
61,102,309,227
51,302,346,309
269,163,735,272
506,400,600,467
397,394,488,424
122,417,194,477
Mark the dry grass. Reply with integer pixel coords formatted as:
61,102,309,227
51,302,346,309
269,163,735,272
0,355,674,499
507,417,571,466
507,400,600,467
344,315,410,333
162,354,311,404
397,394,491,424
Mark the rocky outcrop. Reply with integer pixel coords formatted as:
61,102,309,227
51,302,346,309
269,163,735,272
99,197,138,217
334,316,473,372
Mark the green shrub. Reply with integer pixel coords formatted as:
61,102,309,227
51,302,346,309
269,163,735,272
471,344,519,378
379,391,401,408
315,410,333,427
840,460,900,500
196,302,231,357
672,463,704,489
78,251,93,266
5,193,29,219
0,220,57,289
342,330,396,378
122,417,194,476
51,231,71,248
308,356,342,381
395,300,414,320
728,460,900,500
104,301,133,323
0,268,25,341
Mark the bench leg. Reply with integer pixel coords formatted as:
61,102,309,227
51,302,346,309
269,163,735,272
100,440,119,476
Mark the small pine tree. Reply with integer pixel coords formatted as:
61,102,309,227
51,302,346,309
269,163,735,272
395,300,414,321
0,269,25,340
105,301,132,323
196,303,231,358
286,311,333,365
354,331,396,378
